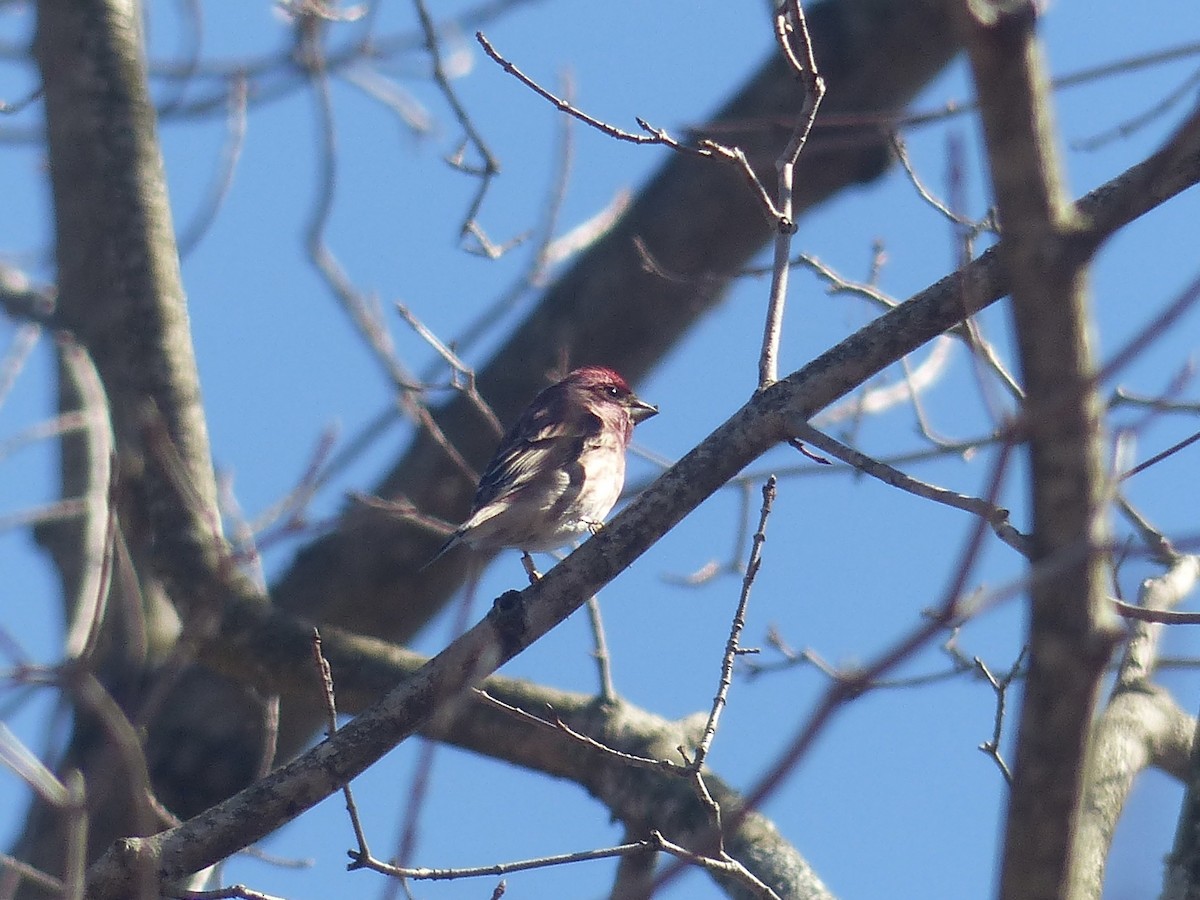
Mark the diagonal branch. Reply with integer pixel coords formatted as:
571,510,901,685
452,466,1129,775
85,95,1200,887
267,0,966,660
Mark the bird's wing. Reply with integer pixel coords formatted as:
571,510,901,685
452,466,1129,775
472,405,599,509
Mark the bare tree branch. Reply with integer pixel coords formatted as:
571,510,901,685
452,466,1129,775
85,67,1200,894
84,95,1200,880
960,4,1123,898
267,0,966,663
35,0,228,613
1076,555,1200,900
15,0,1200,896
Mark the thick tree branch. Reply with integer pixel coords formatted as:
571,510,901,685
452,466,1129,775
960,4,1122,898
1164,714,1200,900
237,0,969,806
84,104,1200,885
204,603,835,900
20,0,1200,893
89,333,865,894
1076,554,1200,900
17,0,969,883
35,0,227,616
20,0,235,889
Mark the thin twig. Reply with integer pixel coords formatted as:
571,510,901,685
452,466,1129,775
476,32,706,153
256,695,281,780
298,12,479,485
1120,428,1200,481
1073,63,1200,152
476,30,783,228
889,131,989,230
661,479,754,586
472,689,687,775
0,410,91,463
413,0,511,256
0,86,43,115
757,0,825,389
176,75,249,257
312,629,372,865
57,338,117,661
815,336,955,427
793,424,1031,556
689,477,778,772
651,830,783,900
898,344,960,448
353,829,781,899
783,251,1024,403
354,838,661,881
61,666,158,856
384,575,485,900
1114,513,1197,687
0,321,41,412
0,851,65,895
658,439,1019,892
1112,599,1200,626
584,596,617,702
394,303,504,436
1095,269,1200,387
673,477,778,859
0,722,68,807
1111,386,1200,415
217,472,268,592
975,649,1028,786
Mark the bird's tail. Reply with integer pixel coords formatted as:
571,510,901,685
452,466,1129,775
419,529,463,572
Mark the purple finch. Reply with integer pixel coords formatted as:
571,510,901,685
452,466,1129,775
429,366,658,565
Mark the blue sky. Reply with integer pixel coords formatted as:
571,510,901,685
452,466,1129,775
2,2,1200,898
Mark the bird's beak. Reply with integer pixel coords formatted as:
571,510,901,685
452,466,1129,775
629,396,659,424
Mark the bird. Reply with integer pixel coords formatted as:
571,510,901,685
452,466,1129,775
426,366,658,568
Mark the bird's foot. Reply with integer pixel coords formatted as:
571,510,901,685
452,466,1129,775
521,552,542,584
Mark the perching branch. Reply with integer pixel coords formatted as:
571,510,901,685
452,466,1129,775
85,97,1200,885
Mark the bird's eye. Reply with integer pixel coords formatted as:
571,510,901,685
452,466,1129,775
606,385,622,398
